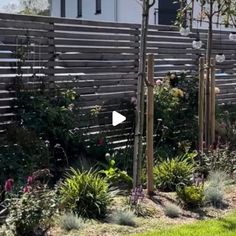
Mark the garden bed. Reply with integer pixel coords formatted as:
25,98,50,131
50,184,236,236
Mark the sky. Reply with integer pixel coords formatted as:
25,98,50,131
0,0,19,11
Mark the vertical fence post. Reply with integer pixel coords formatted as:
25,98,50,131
133,26,140,188
47,20,55,88
198,57,205,152
146,54,154,195
210,58,216,145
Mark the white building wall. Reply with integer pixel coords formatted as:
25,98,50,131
82,0,115,22
51,0,61,17
117,0,158,24
50,0,234,32
51,0,115,22
51,0,159,24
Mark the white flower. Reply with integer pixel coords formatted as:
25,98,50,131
215,87,220,94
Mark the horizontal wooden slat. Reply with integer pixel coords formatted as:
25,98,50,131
0,12,235,148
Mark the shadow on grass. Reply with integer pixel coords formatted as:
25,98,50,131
220,218,236,231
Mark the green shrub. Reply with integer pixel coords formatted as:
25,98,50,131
204,171,227,207
154,154,194,191
60,213,84,232
198,150,236,176
111,210,136,226
0,127,51,186
164,203,181,218
154,72,198,156
4,187,58,236
59,168,111,219
99,156,132,189
176,185,204,208
111,148,134,175
17,89,80,143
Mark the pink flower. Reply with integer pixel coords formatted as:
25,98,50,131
4,179,14,192
23,185,32,193
27,176,34,185
155,79,163,86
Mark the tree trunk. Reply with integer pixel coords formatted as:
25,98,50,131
146,54,154,195
133,0,151,187
205,0,213,150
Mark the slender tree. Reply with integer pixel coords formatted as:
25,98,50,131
175,0,236,150
133,0,155,187
19,0,50,15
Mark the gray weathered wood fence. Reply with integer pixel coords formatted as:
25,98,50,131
0,13,235,146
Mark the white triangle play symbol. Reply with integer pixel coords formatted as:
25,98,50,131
112,111,126,127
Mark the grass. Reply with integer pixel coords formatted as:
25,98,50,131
135,211,236,236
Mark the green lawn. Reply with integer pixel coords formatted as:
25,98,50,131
135,212,236,236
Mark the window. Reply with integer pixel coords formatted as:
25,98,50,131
95,0,101,14
158,0,179,25
77,0,82,17
61,0,65,17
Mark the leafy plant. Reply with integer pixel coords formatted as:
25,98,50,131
164,203,182,218
198,149,236,177
154,73,198,157
4,188,58,236
176,185,204,208
86,135,111,161
110,148,134,176
17,89,82,146
60,213,84,232
204,171,227,207
2,171,58,236
59,168,111,219
99,155,132,189
111,210,136,226
0,127,51,187
153,154,195,192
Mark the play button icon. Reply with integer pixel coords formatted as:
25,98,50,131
112,111,126,126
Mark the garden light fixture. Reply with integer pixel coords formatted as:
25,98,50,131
192,20,202,50
179,27,190,36
215,53,225,63
229,32,236,41
192,32,202,49
216,25,225,63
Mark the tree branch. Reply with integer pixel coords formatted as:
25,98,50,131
212,2,226,17
148,0,155,8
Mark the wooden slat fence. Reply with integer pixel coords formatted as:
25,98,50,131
0,13,235,147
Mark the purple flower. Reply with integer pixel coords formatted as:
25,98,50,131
130,186,144,205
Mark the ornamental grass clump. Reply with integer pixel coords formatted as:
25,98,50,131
111,210,136,227
60,213,84,232
204,171,227,207
59,168,111,219
164,203,182,218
